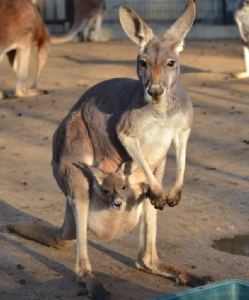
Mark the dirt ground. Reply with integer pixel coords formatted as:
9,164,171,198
0,39,249,300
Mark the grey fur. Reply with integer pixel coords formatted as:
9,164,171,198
7,1,207,299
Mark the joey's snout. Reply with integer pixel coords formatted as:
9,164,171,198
146,85,165,103
111,198,126,211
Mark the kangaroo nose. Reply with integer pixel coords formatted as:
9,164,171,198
114,199,122,207
148,86,164,98
111,198,125,210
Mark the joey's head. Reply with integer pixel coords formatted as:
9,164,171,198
78,162,128,211
119,0,196,104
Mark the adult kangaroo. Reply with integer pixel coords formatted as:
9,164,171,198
0,0,50,97
8,0,206,299
51,0,106,44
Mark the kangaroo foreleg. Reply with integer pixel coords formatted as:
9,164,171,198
166,129,190,207
118,133,166,210
136,198,206,287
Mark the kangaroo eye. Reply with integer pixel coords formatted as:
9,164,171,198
167,61,175,67
139,60,147,68
121,186,126,190
103,190,109,194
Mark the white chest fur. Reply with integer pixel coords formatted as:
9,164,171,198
138,111,184,165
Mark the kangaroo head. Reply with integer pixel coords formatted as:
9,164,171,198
78,162,128,211
119,0,195,104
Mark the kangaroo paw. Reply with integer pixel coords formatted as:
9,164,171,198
166,190,182,207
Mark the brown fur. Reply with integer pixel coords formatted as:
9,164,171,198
0,0,50,97
8,2,207,299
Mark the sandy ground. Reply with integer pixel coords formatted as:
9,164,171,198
0,39,249,300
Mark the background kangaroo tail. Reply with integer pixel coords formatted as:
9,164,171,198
50,19,88,44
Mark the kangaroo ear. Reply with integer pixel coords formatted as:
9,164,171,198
119,161,139,177
78,162,106,185
119,5,154,48
164,0,196,53
116,163,126,176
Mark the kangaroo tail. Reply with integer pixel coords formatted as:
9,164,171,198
7,221,75,249
50,19,88,44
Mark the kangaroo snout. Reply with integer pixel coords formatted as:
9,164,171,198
111,198,126,211
147,85,164,102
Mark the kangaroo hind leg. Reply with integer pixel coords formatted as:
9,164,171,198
14,45,38,97
31,41,50,91
66,165,111,300
136,197,206,287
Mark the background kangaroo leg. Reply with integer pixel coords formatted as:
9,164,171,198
93,6,106,42
31,42,50,91
82,20,92,42
234,46,249,79
15,45,38,97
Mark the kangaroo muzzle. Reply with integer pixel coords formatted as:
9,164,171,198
111,198,126,211
147,85,164,103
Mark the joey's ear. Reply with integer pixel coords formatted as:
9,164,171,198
78,162,105,185
116,162,126,177
119,5,154,48
118,161,139,177
164,0,196,53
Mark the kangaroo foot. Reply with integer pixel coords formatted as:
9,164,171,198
229,72,249,80
15,88,39,98
136,259,206,288
77,272,111,300
176,272,207,287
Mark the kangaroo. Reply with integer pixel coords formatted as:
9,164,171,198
233,0,249,78
51,0,106,44
0,0,50,97
78,161,150,239
7,1,207,299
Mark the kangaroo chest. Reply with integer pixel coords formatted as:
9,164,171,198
137,113,182,164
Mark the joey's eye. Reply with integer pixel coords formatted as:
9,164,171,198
139,60,147,68
103,190,109,194
167,61,175,67
121,186,126,190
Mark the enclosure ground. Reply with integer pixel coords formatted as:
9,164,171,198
0,40,249,300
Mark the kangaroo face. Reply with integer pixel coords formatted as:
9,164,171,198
119,2,196,105
79,162,128,211
137,37,180,104
101,172,128,211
